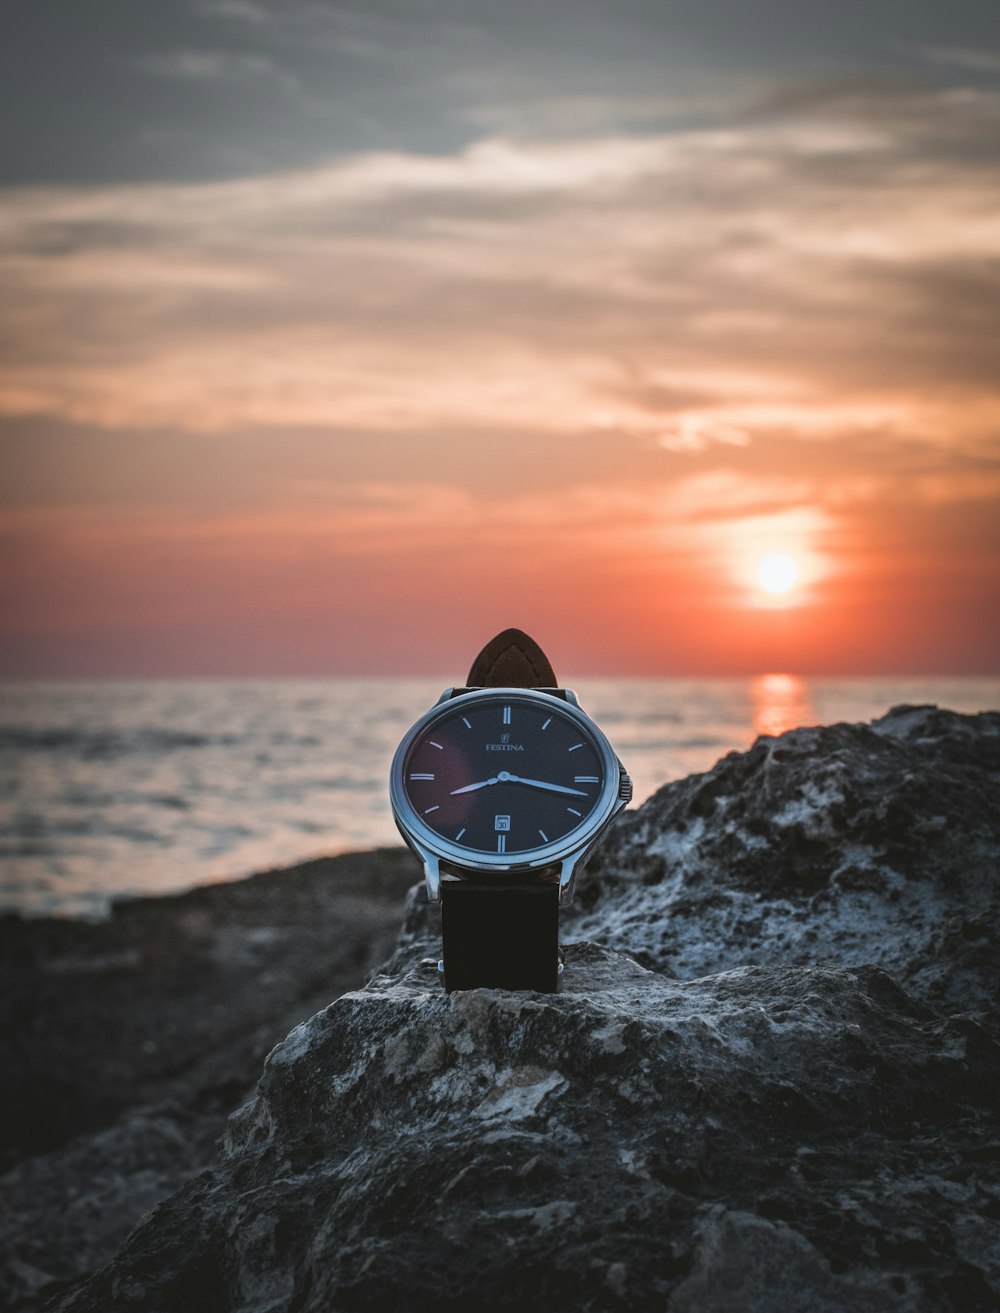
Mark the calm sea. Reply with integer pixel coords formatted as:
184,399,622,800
1,676,997,918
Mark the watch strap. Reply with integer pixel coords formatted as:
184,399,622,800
440,627,562,992
465,627,557,689
440,880,560,993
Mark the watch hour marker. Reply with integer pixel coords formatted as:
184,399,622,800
455,828,466,841
538,829,549,842
541,718,552,730
497,833,507,853
574,775,599,783
568,743,583,752
424,805,440,815
429,741,444,750
462,716,472,729
410,773,435,780
567,807,582,817
502,705,512,725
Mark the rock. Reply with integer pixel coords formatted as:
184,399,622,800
0,847,420,1171
0,1104,219,1310
568,704,1000,1021
390,708,1000,1027
0,847,419,1310
49,945,1000,1312
670,1210,914,1313
23,706,1000,1309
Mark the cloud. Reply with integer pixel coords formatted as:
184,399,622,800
196,0,270,25
194,0,466,66
2,78,999,458
911,47,1000,76
658,416,751,453
2,77,1000,663
135,47,303,96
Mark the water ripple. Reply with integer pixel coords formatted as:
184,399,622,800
0,676,996,917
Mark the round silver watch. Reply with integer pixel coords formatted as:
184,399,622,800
389,629,631,992
390,683,631,905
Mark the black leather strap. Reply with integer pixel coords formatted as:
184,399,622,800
440,881,560,993
440,627,562,992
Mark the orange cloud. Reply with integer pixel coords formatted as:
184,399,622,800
1,79,999,673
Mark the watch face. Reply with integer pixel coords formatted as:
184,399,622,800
398,693,609,859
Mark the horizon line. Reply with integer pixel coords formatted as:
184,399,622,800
1,670,998,683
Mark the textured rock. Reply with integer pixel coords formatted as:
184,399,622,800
572,705,1000,1021
394,705,1000,1020
0,847,419,1171
0,1105,218,1309
51,946,999,1312
0,848,419,1311
33,706,1000,1310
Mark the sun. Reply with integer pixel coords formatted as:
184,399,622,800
756,552,798,596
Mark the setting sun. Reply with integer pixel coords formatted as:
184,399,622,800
1,3,999,682
757,553,799,596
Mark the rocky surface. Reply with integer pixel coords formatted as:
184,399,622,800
5,704,1000,1311
1,1105,220,1308
571,704,1000,1023
48,948,1000,1312
0,847,420,1309
391,705,1000,1024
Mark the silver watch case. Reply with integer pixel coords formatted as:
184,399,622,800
390,686,631,906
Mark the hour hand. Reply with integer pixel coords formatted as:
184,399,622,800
449,777,498,795
510,775,588,796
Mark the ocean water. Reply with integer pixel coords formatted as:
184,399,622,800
1,675,997,918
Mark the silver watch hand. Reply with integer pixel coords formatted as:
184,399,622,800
449,776,499,795
508,775,589,796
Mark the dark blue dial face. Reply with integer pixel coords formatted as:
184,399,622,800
403,695,605,856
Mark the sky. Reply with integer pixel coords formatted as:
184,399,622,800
1,1,999,676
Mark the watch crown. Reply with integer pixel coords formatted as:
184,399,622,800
619,772,633,804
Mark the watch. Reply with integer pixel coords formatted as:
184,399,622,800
389,628,632,992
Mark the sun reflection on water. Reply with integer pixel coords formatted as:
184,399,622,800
750,673,815,739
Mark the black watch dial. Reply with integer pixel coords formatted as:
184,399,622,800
402,695,606,857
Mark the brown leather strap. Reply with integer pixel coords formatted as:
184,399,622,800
466,628,557,688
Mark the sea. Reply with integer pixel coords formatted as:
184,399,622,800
1,676,997,919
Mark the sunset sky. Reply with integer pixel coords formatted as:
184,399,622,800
2,1,999,676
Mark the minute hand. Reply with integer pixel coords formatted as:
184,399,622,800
509,775,588,796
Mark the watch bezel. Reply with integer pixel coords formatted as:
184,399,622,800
390,686,622,875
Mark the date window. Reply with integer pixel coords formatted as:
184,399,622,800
494,815,511,832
